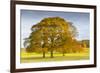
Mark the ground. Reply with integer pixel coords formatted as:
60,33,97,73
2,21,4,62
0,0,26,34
20,48,89,63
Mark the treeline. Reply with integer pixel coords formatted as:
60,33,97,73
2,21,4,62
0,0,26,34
80,40,89,48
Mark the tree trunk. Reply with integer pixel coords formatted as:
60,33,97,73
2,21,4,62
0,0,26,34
43,51,45,58
50,50,53,58
62,52,65,56
42,43,46,58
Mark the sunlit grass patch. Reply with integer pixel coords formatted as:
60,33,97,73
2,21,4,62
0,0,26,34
20,48,89,63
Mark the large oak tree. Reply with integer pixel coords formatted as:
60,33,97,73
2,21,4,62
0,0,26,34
24,17,80,58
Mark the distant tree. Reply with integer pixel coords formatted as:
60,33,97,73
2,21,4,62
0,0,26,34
80,40,90,48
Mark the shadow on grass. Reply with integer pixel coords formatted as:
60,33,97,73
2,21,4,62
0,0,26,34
21,56,89,63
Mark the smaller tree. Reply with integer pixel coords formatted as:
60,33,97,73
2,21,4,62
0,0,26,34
71,39,84,53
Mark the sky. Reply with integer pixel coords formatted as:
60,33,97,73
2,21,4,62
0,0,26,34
21,10,90,48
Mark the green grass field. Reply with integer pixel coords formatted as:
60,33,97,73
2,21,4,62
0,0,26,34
20,48,89,63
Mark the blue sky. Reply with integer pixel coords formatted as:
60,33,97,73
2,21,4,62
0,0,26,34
21,10,90,48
